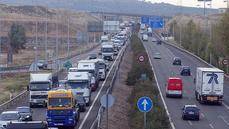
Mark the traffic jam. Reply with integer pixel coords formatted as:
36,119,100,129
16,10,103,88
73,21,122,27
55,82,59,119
0,22,132,129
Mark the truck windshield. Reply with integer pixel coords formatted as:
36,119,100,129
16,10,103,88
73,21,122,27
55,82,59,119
102,48,113,53
30,82,50,91
68,81,89,89
48,98,71,107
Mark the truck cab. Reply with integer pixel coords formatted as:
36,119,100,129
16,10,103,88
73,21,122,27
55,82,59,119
166,77,183,98
67,72,92,106
29,73,53,107
46,89,79,128
101,42,114,61
77,60,100,91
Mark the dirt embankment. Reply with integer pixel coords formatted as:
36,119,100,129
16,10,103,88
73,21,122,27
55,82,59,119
101,45,133,129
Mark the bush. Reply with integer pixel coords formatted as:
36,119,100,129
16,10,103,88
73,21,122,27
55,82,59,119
127,34,170,129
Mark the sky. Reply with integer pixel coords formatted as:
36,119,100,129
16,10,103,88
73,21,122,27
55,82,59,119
146,0,228,9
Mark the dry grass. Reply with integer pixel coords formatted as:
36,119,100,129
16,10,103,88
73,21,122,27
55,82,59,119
1,43,98,66
0,73,29,104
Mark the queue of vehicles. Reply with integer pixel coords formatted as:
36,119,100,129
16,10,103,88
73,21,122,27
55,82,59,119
0,23,131,129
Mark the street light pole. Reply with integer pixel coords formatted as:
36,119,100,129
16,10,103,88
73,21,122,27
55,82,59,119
56,13,59,71
45,3,48,63
179,0,182,46
67,17,70,58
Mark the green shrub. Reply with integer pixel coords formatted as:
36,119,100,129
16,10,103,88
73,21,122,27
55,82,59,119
127,34,170,129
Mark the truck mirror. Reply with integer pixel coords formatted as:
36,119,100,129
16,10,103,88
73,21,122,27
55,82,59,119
193,78,196,84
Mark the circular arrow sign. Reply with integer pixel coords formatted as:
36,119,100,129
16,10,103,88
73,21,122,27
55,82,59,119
222,59,228,65
138,55,145,62
137,96,153,112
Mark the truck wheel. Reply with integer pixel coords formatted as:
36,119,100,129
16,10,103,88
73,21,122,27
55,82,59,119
218,101,222,105
195,93,198,101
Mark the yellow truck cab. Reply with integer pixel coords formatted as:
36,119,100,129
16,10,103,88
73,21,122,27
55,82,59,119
46,89,80,128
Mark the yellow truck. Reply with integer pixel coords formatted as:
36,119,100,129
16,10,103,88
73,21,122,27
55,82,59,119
46,89,80,128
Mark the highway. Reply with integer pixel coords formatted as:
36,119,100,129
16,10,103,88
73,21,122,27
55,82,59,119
1,41,127,129
143,34,229,129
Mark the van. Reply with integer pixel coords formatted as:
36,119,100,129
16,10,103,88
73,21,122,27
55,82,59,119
166,77,183,98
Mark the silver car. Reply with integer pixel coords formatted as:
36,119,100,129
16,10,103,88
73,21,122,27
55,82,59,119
0,111,20,128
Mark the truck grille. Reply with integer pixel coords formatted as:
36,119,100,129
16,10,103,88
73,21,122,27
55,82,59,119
31,95,48,99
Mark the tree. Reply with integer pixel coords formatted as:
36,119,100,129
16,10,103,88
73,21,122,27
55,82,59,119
8,23,26,54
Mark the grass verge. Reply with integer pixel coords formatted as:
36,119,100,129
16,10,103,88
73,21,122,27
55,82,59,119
127,34,170,129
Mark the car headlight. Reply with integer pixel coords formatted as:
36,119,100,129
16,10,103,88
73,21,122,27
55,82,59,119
69,118,74,121
47,118,52,121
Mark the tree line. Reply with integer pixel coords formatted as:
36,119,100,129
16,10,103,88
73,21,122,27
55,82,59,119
169,12,229,71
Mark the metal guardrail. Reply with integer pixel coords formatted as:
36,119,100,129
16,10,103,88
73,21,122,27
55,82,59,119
0,44,100,74
89,41,128,129
0,44,99,112
0,91,28,113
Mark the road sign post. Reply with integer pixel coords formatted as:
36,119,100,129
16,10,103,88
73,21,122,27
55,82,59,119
100,94,115,129
137,96,153,129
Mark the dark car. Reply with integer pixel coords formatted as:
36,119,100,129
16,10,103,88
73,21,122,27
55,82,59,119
88,53,97,60
157,40,162,45
16,107,33,121
37,60,48,69
182,105,200,121
180,66,191,76
5,121,49,129
173,57,181,65
76,96,86,112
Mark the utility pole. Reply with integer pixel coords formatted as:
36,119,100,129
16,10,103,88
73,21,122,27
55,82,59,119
56,13,59,71
179,0,182,46
67,16,70,58
45,3,48,63
35,20,38,72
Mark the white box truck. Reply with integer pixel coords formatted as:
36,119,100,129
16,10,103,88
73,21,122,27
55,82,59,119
100,35,109,43
29,73,53,107
101,42,114,61
67,71,92,106
195,67,224,104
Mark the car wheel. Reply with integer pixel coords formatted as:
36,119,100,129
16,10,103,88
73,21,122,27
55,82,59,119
196,116,200,121
182,115,186,120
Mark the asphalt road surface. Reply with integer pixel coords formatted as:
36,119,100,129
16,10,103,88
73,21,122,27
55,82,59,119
143,34,229,129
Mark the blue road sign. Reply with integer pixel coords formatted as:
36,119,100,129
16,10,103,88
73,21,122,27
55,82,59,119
149,16,164,29
141,16,150,24
137,96,153,112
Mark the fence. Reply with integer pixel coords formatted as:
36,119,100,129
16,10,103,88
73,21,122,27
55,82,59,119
90,41,128,129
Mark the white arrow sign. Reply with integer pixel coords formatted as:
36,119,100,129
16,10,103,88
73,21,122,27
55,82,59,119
142,99,148,111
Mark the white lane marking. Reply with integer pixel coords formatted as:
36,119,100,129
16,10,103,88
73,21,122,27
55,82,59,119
201,113,205,118
223,102,229,110
144,43,176,129
78,44,126,129
209,123,214,129
188,121,193,126
218,115,229,126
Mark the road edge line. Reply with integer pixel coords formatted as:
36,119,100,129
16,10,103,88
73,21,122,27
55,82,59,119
144,43,176,129
78,44,126,129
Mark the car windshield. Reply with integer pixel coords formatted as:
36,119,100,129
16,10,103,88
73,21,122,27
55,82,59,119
67,81,89,89
0,113,20,121
102,48,114,53
48,98,71,107
29,82,50,91
17,108,30,113
185,107,198,112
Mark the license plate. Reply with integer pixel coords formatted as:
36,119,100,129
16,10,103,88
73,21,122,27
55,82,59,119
207,97,217,101
189,112,194,115
55,123,63,126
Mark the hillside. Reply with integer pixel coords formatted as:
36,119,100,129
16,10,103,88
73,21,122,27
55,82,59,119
1,0,218,16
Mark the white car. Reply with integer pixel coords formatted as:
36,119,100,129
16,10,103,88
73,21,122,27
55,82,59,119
0,111,21,128
152,38,157,42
